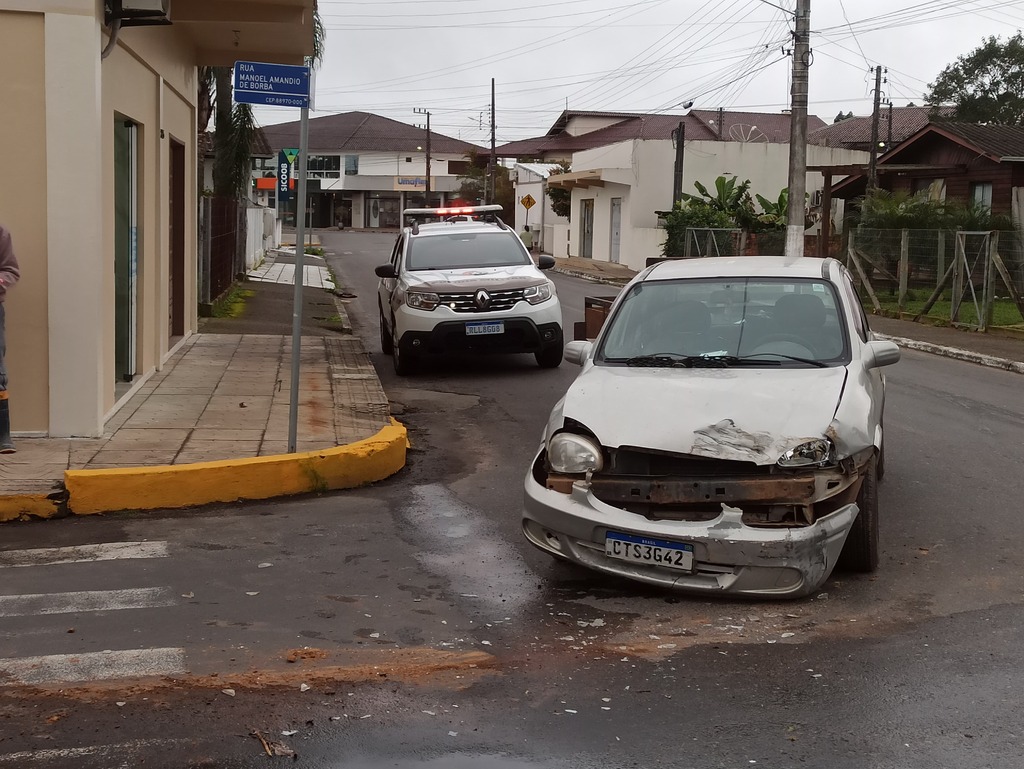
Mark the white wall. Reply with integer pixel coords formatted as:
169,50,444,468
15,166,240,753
565,138,870,271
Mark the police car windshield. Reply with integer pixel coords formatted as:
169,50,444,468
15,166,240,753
407,232,531,271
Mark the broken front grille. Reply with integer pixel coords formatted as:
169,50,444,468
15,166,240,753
588,447,821,526
438,288,525,313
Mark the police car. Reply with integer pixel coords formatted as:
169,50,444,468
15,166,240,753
375,205,563,375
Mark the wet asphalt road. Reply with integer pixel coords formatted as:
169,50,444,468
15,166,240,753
1,231,1023,768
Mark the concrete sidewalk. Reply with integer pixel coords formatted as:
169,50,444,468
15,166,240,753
0,249,405,522
1,246,1022,522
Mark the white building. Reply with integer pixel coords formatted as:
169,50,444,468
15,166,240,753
259,112,484,229
500,110,870,272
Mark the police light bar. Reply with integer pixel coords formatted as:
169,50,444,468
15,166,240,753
402,205,504,217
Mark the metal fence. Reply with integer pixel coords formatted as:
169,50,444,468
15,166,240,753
679,228,789,258
199,196,246,306
847,228,1024,331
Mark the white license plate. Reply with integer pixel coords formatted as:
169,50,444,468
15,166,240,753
605,532,694,571
465,321,504,336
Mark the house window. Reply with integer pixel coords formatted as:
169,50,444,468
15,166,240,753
970,182,993,210
307,155,341,179
345,155,358,175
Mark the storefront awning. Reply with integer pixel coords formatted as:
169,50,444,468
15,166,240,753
173,0,316,66
546,170,605,190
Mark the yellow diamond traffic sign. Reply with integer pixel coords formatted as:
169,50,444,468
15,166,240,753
520,194,536,210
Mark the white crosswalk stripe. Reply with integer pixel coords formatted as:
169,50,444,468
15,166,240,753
0,540,184,687
0,647,186,685
0,587,175,617
0,738,188,766
0,540,168,568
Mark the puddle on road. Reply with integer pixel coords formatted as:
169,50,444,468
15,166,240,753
401,484,536,616
333,756,552,769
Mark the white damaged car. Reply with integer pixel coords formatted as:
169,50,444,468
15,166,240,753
522,256,900,598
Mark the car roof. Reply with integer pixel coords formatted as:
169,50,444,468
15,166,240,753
643,256,831,281
407,220,511,237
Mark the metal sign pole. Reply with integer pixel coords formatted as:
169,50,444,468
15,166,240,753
287,106,310,453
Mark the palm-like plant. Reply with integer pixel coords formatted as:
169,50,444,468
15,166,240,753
201,6,325,199
681,176,758,230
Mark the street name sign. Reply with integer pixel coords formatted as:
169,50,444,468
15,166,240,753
233,61,310,108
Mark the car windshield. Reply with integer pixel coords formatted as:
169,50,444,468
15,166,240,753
597,277,850,367
407,231,531,270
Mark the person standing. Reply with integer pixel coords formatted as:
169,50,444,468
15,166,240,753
520,225,534,252
0,224,21,453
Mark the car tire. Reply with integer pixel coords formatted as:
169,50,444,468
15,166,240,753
838,454,879,573
392,322,417,376
535,331,564,368
379,306,393,356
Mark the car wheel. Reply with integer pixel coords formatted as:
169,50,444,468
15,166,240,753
535,331,564,368
379,306,393,356
392,322,417,376
838,454,879,573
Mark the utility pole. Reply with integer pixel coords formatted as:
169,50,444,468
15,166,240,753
785,0,810,258
867,65,883,192
488,78,496,206
414,107,431,203
672,120,686,206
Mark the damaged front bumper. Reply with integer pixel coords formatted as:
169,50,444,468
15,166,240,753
523,467,859,598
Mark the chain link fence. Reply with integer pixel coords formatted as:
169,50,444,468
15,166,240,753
847,227,1024,331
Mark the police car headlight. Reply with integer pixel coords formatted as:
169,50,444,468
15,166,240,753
548,433,603,474
523,283,552,305
406,291,440,311
777,438,837,468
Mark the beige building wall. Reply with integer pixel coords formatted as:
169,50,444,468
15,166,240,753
1,3,199,436
0,10,49,435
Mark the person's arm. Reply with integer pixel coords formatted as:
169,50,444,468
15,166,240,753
0,228,20,293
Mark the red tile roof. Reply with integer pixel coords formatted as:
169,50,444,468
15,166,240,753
258,111,480,155
809,106,954,149
496,110,826,158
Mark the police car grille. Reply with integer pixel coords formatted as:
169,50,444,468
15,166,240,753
439,289,524,313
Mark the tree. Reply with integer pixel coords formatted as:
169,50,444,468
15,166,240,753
454,151,514,216
545,161,572,220
925,32,1024,124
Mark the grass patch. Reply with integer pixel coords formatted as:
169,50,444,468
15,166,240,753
212,286,255,318
863,289,1024,327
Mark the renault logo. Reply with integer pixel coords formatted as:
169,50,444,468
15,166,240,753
474,289,491,310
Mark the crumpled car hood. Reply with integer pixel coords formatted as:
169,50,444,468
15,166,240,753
556,365,851,465
406,265,545,291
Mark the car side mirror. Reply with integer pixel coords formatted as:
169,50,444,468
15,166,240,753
564,340,592,366
864,340,900,369
537,255,556,270
374,264,397,279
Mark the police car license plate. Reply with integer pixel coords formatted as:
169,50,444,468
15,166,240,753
465,321,504,336
605,532,694,571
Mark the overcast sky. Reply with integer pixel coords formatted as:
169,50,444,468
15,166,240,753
251,0,1024,146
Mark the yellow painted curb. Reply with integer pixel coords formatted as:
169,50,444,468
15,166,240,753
64,420,407,515
0,494,63,522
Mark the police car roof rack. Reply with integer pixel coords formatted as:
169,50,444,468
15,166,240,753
403,205,504,235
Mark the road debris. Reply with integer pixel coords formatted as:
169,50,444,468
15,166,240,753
221,689,236,697
300,683,311,692
251,730,295,757
258,563,273,569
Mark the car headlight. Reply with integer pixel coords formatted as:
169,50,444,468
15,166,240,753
777,438,837,468
523,283,552,305
548,433,604,474
406,291,440,311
